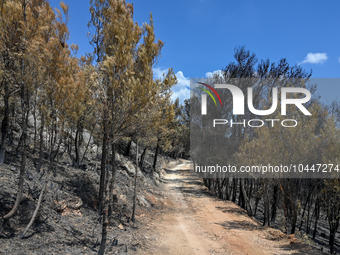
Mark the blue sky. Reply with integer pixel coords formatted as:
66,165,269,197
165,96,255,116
49,0,340,104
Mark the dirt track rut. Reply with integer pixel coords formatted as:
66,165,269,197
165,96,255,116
137,161,321,255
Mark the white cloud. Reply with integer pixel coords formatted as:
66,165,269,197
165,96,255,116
153,68,190,104
153,67,167,80
299,53,328,65
205,69,223,78
338,57,340,63
171,71,190,103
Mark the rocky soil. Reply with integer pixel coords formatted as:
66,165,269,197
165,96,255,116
0,142,177,254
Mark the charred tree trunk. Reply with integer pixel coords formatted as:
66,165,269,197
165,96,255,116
108,140,116,217
263,180,270,227
98,170,109,255
254,196,260,217
0,80,9,163
217,179,223,199
36,114,45,172
241,179,252,216
247,178,253,201
329,217,339,254
299,182,317,232
238,179,245,209
98,125,110,255
7,102,15,146
329,226,337,254
271,185,278,222
132,138,139,222
152,139,160,174
225,178,230,200
98,110,108,215
290,208,297,234
312,199,319,240
74,129,80,168
32,91,38,154
232,178,237,203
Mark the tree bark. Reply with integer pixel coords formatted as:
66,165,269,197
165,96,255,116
108,140,116,217
98,178,109,255
271,185,278,222
232,178,237,203
131,138,138,222
328,217,339,254
98,134,109,255
152,139,159,174
0,80,9,163
312,199,319,239
74,129,80,168
36,114,44,172
98,111,108,214
241,178,252,216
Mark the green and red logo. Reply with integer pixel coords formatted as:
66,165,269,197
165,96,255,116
197,82,222,106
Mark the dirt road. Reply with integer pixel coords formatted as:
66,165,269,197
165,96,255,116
137,161,322,255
